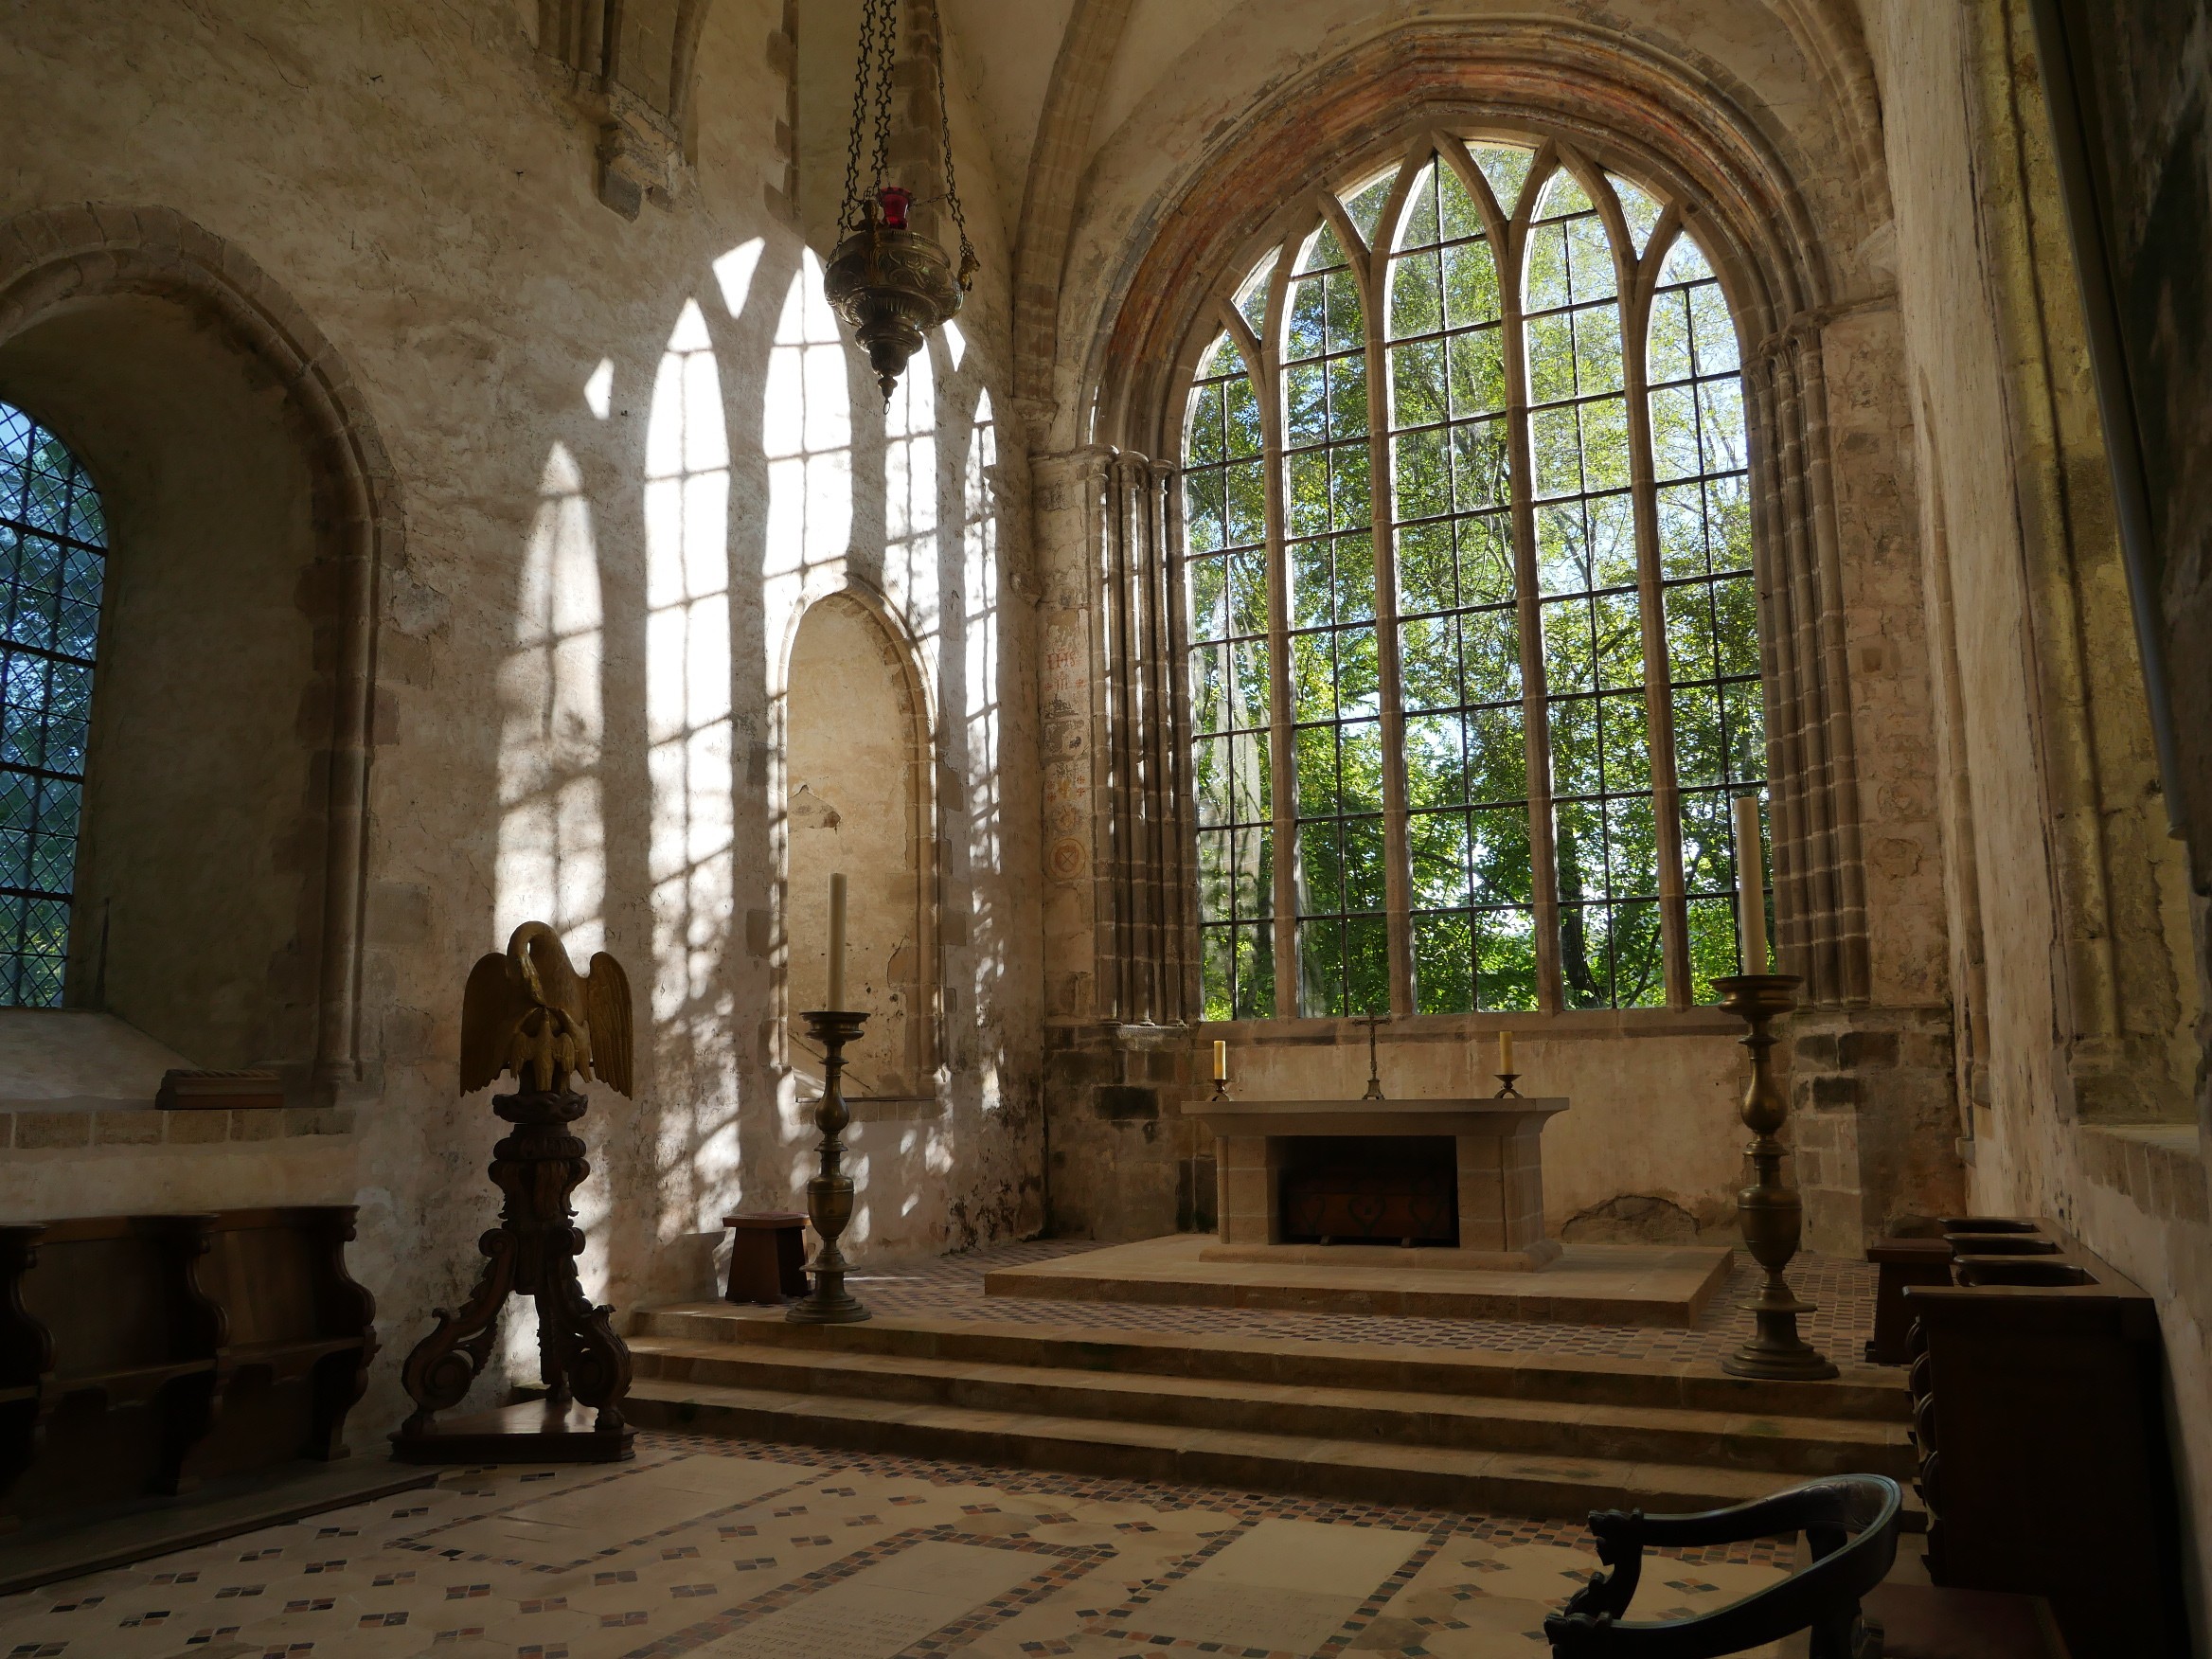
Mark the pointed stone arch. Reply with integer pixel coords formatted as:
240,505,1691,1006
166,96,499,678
1079,22,1895,1011
0,204,399,1098
777,584,941,1101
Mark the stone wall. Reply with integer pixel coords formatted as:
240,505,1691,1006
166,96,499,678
0,0,1044,1433
1864,0,2211,1634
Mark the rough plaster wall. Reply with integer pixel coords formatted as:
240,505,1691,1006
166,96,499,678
1866,0,2212,1633
0,301,322,1072
0,0,1043,1435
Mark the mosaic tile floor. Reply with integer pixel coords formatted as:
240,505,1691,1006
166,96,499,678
0,1434,1811,1659
842,1241,1880,1367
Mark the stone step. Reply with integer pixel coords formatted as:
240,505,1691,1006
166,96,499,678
632,1303,1911,1423
628,1334,1915,1479
621,1375,1925,1527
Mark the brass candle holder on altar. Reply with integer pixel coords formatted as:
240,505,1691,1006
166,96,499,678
1715,970,1836,1380
790,1007,871,1325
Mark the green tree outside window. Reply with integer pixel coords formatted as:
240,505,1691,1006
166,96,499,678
1184,139,1769,1021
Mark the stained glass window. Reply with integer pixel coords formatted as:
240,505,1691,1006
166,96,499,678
0,403,104,1008
1185,140,1770,1020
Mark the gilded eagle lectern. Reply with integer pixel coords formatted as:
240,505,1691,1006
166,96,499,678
393,923,639,1463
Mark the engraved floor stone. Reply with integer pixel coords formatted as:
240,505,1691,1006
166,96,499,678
1119,1518,1428,1653
697,1540,1046,1658
428,1454,804,1563
0,1433,1808,1659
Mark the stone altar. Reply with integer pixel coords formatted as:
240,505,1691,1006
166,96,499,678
1179,1097,1569,1272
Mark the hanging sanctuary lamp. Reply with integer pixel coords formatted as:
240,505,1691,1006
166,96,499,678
824,0,979,404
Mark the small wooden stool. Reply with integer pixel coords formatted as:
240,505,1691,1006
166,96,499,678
1865,1237,1954,1363
723,1212,809,1304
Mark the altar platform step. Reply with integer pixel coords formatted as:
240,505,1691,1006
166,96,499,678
621,1304,1919,1525
978,1233,1736,1327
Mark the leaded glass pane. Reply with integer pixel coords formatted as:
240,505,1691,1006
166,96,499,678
1383,149,1538,1012
1341,168,1395,246
1648,224,1765,1002
1184,344,1275,1019
1609,174,1664,256
1234,254,1276,336
1469,144,1535,219
0,401,103,1008
1183,140,1770,1020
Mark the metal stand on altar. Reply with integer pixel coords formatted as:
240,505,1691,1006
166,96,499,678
1716,971,1836,1381
1355,1013,1388,1099
789,1008,871,1324
392,923,637,1463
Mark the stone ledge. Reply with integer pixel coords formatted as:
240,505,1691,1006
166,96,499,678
0,1105,354,1151
2078,1123,2209,1224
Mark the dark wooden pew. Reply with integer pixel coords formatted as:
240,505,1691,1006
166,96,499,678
0,1205,374,1532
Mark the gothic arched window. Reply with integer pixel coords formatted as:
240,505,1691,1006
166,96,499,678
1185,138,1766,1020
0,402,104,1007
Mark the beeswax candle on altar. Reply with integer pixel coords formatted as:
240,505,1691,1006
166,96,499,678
1212,1039,1226,1080
1498,1029,1514,1074
1733,795,1768,974
828,872,848,1009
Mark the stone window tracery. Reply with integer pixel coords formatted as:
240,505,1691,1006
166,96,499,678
1184,138,1769,1020
0,401,103,1008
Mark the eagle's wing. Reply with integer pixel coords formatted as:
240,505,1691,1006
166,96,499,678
584,953,634,1097
459,951,520,1094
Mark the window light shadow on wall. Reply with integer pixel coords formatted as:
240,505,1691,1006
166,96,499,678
495,437,610,1373
646,294,739,1232
764,250,855,1186
499,441,607,953
961,388,1006,1115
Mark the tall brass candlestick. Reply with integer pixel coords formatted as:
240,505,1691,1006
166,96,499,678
789,1008,870,1325
1716,972,1835,1380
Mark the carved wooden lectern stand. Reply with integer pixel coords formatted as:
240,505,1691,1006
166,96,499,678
392,923,638,1462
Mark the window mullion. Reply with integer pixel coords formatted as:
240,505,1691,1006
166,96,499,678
1622,256,1691,1007
1501,216,1564,1014
1255,290,1301,1009
1360,231,1416,1018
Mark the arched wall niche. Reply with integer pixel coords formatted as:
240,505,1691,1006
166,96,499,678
1073,23,1890,1011
779,584,940,1101
0,205,395,1098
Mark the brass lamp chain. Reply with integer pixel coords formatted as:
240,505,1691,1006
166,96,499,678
933,25,976,289
839,0,900,234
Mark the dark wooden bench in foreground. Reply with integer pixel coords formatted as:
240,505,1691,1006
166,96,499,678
0,1205,378,1534
1544,1474,1901,1658
1904,1222,2186,1659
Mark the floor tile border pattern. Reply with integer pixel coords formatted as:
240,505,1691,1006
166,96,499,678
0,1431,1799,1659
388,1460,823,1574
1083,1513,1457,1659
619,1525,1115,1659
638,1432,1799,1567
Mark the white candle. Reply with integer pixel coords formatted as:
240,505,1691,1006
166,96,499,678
827,871,848,1009
1733,795,1768,974
1212,1039,1227,1081
1497,1029,1514,1074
